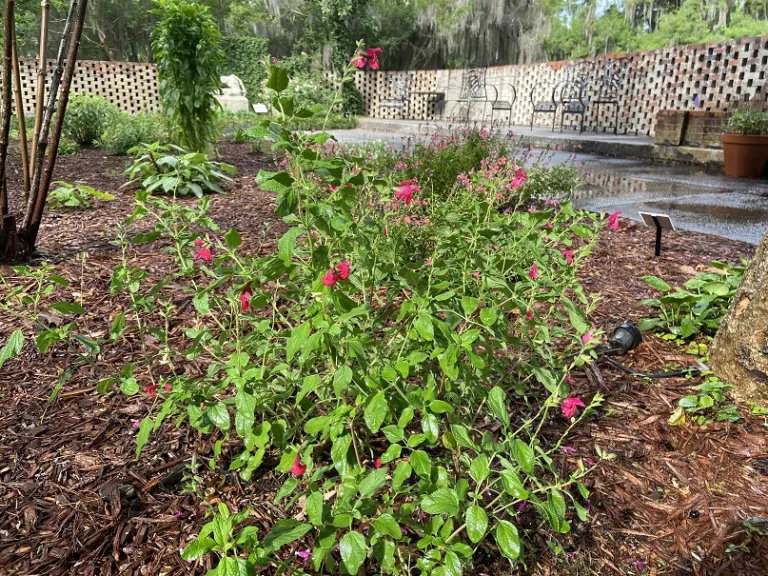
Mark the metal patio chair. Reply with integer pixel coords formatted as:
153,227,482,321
489,82,518,125
593,57,630,134
378,73,411,119
558,62,593,133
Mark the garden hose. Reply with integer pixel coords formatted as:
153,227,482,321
601,356,704,379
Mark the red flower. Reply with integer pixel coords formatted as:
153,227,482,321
529,262,539,280
526,309,534,321
194,247,213,263
322,269,338,287
374,458,383,469
395,181,420,205
164,383,173,393
352,56,367,69
143,384,158,398
194,238,204,247
290,454,307,477
562,250,575,265
561,397,586,419
240,287,253,312
366,47,382,70
335,261,352,281
608,210,621,230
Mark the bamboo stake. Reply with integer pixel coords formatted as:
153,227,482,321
0,0,15,221
22,0,79,230
27,0,89,244
30,0,50,180
12,17,30,197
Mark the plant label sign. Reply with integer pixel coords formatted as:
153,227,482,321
639,212,675,257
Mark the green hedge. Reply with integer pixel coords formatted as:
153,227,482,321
221,36,270,105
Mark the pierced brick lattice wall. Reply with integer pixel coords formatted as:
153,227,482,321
353,36,768,137
9,59,160,115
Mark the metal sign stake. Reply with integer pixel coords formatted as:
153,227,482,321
639,212,675,258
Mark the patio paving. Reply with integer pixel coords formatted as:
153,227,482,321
329,122,768,245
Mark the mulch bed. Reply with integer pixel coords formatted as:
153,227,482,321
0,143,766,575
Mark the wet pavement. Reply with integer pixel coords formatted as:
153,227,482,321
330,128,768,245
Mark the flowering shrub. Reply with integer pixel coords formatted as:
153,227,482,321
102,56,620,574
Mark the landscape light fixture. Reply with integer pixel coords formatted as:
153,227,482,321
593,322,643,358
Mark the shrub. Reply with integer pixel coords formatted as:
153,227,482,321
57,138,80,156
124,142,237,197
99,113,167,155
639,261,747,340
48,181,115,210
726,108,768,136
64,93,120,146
221,36,270,104
113,62,611,575
152,0,224,152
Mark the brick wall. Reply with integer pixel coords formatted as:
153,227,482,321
682,111,726,148
353,35,768,137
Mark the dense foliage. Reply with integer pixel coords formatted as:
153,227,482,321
152,0,224,152
6,0,766,69
726,108,768,136
221,36,270,104
64,94,120,147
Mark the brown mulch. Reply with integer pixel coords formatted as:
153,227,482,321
1,145,766,575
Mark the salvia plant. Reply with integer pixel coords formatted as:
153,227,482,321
92,49,619,575
48,181,115,210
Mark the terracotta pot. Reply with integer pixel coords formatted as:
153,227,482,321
721,133,768,178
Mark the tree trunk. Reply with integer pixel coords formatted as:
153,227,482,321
710,232,768,408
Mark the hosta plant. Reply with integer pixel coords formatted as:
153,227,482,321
105,54,617,575
48,181,115,210
124,142,237,197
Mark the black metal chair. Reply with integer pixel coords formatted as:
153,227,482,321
530,81,559,131
488,83,517,125
378,72,411,119
454,67,488,121
558,62,593,134
593,58,629,134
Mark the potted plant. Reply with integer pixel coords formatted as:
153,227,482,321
721,108,768,178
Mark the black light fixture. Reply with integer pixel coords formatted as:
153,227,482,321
594,322,643,358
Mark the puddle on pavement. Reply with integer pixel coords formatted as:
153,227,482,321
642,201,768,223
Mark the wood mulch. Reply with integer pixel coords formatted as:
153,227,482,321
0,143,766,575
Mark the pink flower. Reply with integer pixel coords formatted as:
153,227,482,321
403,216,412,224
581,329,594,345
322,269,338,287
194,247,213,263
562,250,575,265
164,383,173,393
529,262,539,280
194,238,204,247
423,217,430,225
290,454,307,477
426,258,433,265
374,458,382,469
395,181,420,205
272,57,279,65
143,384,158,398
132,420,140,430
516,502,527,513
366,47,382,70
172,510,183,519
335,261,352,281
472,271,481,280
561,397,586,419
296,550,311,561
608,210,621,230
240,287,252,312
561,445,577,454
352,56,367,68
526,309,534,321
584,458,596,467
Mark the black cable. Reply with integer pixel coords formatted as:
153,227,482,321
602,357,702,379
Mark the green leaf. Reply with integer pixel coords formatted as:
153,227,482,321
392,461,412,491
410,450,432,478
120,378,139,396
193,292,210,314
488,387,509,427
429,400,454,414
461,296,479,316
374,513,402,539
266,65,290,93
513,439,535,475
207,402,231,431
340,531,368,575
450,425,476,449
0,329,24,370
465,505,488,544
135,417,152,459
306,491,324,526
415,313,434,341
359,468,387,498
500,470,529,499
333,365,353,394
263,520,312,551
643,275,671,292
51,302,85,315
421,488,459,516
224,229,242,249
495,520,521,560
181,536,216,560
469,454,490,485
287,322,311,363
364,391,388,433
277,227,303,266
217,557,253,576
480,308,497,327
